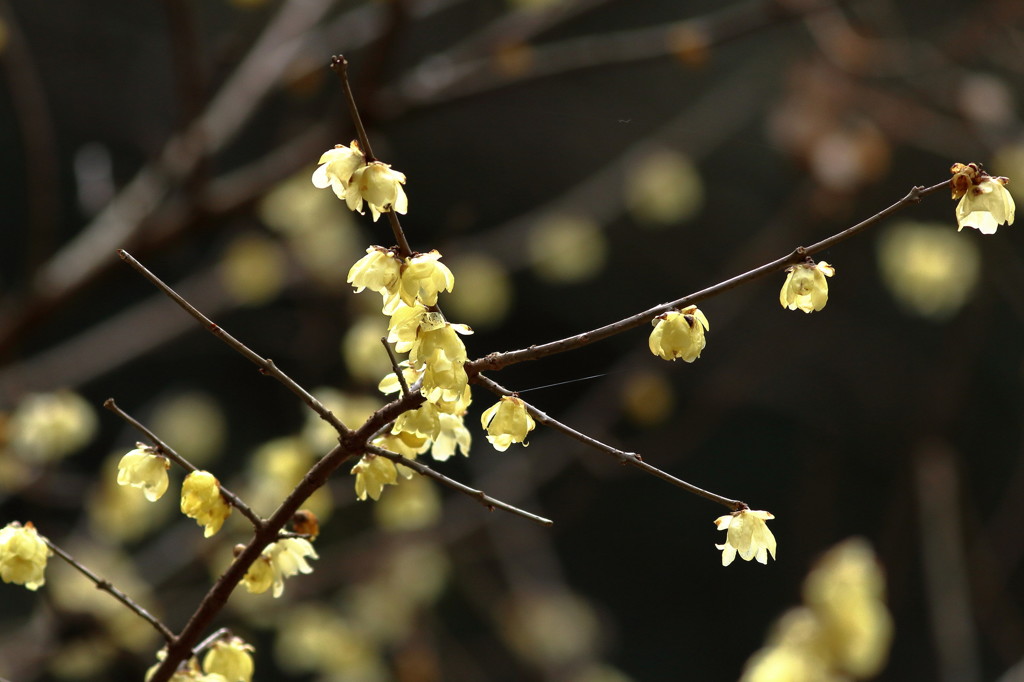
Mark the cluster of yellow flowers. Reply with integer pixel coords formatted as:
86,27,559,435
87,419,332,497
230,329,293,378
313,145,536,503
146,636,255,682
312,141,408,222
740,538,892,681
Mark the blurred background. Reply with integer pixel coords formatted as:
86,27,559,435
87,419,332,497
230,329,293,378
1,0,1024,680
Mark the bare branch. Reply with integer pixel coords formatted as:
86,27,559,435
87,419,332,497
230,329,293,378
365,444,555,526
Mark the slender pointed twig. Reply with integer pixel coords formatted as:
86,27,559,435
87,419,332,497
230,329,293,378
192,627,231,657
104,398,264,530
469,179,951,373
117,250,350,437
329,54,414,259
365,443,555,526
473,374,746,511
381,337,411,397
42,536,176,643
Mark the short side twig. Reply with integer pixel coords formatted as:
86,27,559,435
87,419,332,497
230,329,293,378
103,398,264,530
474,373,746,511
43,537,176,643
117,250,351,438
365,443,554,526
381,337,411,397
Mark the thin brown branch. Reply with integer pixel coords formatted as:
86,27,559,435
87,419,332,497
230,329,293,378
103,398,264,530
329,55,414,259
117,250,350,437
469,179,951,374
381,337,411,397
43,536,176,643
473,374,745,511
365,444,555,526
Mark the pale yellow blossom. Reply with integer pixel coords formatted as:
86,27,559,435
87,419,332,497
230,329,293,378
348,246,401,304
0,521,51,590
399,251,455,307
346,161,408,221
116,446,170,502
180,471,231,537
714,509,777,566
311,142,365,199
351,455,399,501
203,637,255,682
956,177,1015,234
780,261,835,313
480,396,535,452
432,412,472,461
648,305,709,362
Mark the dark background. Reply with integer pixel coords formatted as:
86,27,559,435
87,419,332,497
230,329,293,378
1,0,1023,680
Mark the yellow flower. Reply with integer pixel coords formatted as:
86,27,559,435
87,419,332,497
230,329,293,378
311,142,365,199
116,446,170,502
956,177,1015,234
386,303,434,353
348,246,402,312
432,413,472,461
392,403,441,441
267,538,318,598
351,455,399,501
203,637,255,682
714,509,777,566
480,396,535,452
0,521,51,590
780,261,835,313
399,251,455,307
241,555,274,595
648,305,710,362
346,161,408,221
180,471,232,537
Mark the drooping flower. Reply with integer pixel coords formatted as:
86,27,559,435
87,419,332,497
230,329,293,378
180,471,232,537
648,305,710,362
348,246,402,312
393,403,441,441
480,396,535,452
311,142,365,199
432,412,472,461
116,445,171,502
780,261,835,313
386,304,434,354
266,538,319,598
0,521,51,590
351,454,399,501
346,161,408,221
956,177,1015,234
203,637,255,682
240,538,319,598
399,251,455,307
714,509,777,566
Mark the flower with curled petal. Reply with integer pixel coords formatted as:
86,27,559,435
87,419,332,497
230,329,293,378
180,471,231,537
351,454,399,501
399,251,455,307
311,142,365,199
348,246,401,311
780,261,835,313
714,509,777,566
116,445,170,502
956,177,1015,234
346,161,408,221
0,521,51,590
648,305,710,362
480,396,535,452
203,637,255,682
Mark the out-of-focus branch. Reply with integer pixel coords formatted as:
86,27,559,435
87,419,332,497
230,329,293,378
473,373,746,511
469,179,950,373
